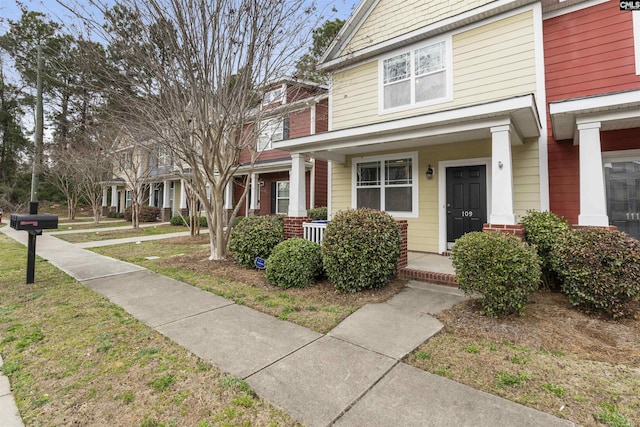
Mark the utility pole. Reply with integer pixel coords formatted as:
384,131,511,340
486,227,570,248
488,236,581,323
30,44,44,202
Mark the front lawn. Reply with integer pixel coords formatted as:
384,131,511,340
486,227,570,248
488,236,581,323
0,234,297,426
55,225,185,243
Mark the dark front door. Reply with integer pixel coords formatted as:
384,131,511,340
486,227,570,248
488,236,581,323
605,160,640,240
446,165,487,247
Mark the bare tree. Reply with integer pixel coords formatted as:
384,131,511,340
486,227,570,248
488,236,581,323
71,0,325,259
46,148,82,219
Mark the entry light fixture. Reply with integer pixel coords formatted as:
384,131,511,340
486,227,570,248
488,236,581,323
426,164,434,179
498,161,504,169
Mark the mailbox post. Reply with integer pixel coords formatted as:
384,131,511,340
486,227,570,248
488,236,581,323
9,202,58,284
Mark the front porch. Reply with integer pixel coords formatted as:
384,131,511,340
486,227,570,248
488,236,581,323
400,252,458,287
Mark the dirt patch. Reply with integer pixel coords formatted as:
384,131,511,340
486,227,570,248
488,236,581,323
163,250,408,307
437,291,640,366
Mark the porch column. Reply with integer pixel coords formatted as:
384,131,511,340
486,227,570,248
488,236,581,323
288,153,307,217
224,181,233,210
489,124,517,225
577,121,609,226
149,184,155,207
102,187,108,207
180,180,187,210
110,185,118,211
162,180,171,221
249,173,259,214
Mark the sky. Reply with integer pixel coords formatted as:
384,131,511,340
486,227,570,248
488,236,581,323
0,0,362,31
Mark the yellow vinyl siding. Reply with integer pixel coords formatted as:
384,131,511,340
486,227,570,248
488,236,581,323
330,138,540,253
344,0,494,55
331,10,536,130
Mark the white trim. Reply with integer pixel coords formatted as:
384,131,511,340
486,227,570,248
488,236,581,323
327,161,333,220
438,157,492,254
534,2,549,210
274,94,540,153
351,151,419,219
543,0,609,20
310,104,316,135
328,75,333,132
310,158,316,208
321,0,536,72
377,34,453,115
549,89,640,115
634,11,640,75
275,180,290,215
602,148,640,162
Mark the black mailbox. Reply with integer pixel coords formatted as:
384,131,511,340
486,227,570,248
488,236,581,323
10,214,58,231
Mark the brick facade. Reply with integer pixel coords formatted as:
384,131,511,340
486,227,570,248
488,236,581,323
482,223,525,239
396,220,408,269
283,216,312,239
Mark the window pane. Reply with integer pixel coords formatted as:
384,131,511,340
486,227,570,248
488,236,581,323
415,42,445,76
357,161,380,186
384,80,411,109
415,71,446,102
386,158,412,185
277,199,289,214
386,187,412,212
383,53,410,84
277,181,289,198
357,188,381,210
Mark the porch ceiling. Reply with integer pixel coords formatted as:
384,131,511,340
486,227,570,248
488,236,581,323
549,89,640,142
272,94,540,163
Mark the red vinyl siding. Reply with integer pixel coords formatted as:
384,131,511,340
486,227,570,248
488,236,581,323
544,2,640,223
313,160,328,208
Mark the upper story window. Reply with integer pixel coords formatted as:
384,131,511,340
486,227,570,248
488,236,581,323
379,36,452,113
262,86,284,105
257,118,289,151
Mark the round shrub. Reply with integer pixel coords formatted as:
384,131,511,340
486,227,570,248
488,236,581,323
307,207,328,221
228,215,284,268
551,228,640,318
520,210,570,289
266,238,322,288
451,231,541,317
321,209,401,293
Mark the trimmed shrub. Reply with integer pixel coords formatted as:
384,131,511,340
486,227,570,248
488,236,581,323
106,211,124,218
321,209,401,292
170,215,207,227
228,215,284,268
123,206,159,222
266,238,323,288
452,231,541,317
307,207,328,221
231,216,245,228
551,228,640,318
520,210,570,289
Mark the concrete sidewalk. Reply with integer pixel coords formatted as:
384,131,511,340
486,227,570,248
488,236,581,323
0,355,24,427
1,227,575,426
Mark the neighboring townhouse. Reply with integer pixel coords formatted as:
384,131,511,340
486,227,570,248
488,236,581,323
101,130,187,222
274,0,548,254
544,0,640,240
228,79,329,218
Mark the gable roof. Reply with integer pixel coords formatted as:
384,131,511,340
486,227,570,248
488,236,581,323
320,0,537,72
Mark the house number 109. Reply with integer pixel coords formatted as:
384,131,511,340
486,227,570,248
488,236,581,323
462,211,474,217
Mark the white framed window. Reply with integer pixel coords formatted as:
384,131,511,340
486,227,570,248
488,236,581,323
258,118,285,151
125,190,132,208
634,11,640,75
262,86,284,105
352,152,419,218
276,181,290,214
379,36,452,113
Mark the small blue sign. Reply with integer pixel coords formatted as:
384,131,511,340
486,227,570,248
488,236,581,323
255,257,266,270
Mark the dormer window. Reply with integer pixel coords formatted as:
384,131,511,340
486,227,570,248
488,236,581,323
263,86,284,105
379,36,452,113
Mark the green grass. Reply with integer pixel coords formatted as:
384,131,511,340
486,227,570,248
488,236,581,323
55,225,186,243
0,233,296,426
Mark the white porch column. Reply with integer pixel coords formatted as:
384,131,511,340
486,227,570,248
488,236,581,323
577,121,609,226
224,181,233,210
490,124,518,225
250,173,259,212
180,180,187,209
288,153,307,217
110,185,118,208
102,187,108,207
149,184,155,207
163,180,171,208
